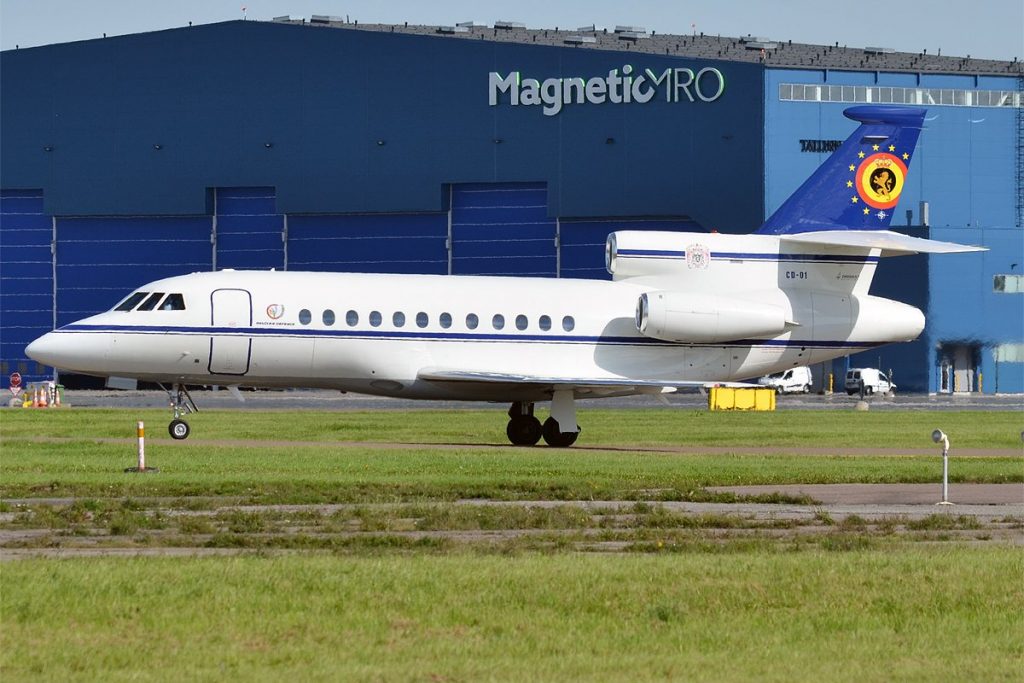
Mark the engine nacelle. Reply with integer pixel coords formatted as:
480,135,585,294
637,291,788,343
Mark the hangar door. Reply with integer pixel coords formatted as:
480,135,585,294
209,288,252,376
450,183,556,276
0,189,52,386
56,216,212,327
287,213,447,274
215,187,284,271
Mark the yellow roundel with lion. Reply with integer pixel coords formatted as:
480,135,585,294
856,153,907,210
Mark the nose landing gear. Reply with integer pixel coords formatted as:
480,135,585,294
161,383,198,440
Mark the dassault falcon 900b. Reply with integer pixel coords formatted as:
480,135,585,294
26,106,983,446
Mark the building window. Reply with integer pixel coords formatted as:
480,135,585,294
346,310,359,326
994,274,1024,293
780,83,1022,109
439,312,452,329
416,312,428,328
539,315,551,331
466,313,478,330
393,311,405,327
323,309,335,326
994,343,1024,362
369,311,382,327
299,309,312,325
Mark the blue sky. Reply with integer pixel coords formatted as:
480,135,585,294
2,0,1022,61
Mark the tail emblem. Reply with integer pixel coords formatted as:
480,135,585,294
850,147,911,214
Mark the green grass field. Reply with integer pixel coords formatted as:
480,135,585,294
2,407,1022,681
3,551,1022,682
1,409,1021,502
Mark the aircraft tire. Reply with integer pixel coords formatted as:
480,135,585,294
169,419,191,440
542,417,579,448
506,416,542,446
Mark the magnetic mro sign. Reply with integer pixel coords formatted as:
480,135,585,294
488,66,726,116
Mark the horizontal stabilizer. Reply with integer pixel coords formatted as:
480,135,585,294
780,230,986,256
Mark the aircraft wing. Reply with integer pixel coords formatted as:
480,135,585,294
417,368,758,395
779,230,986,256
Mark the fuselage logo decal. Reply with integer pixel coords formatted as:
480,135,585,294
266,304,285,319
686,244,710,269
855,153,908,210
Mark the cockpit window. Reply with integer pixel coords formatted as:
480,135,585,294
114,292,148,311
159,293,186,311
136,292,165,311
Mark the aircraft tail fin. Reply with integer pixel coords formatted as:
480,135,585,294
758,106,925,236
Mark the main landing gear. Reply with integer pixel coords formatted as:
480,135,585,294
161,383,198,440
505,390,581,447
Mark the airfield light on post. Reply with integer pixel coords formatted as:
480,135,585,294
931,429,953,506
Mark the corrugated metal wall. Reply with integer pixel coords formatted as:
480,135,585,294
0,190,52,384
450,183,555,276
215,188,283,271
55,216,212,326
288,213,447,274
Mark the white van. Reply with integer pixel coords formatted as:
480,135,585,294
757,366,813,394
845,368,896,396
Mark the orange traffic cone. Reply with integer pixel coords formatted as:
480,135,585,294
38,387,48,408
32,387,41,408
53,387,61,407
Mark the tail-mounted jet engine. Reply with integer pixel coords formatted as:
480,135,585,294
636,291,788,344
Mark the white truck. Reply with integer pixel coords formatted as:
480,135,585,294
757,366,813,394
845,368,896,396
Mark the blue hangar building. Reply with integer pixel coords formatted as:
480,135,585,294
1,18,1022,392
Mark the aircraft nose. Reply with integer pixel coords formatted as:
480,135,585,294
25,332,63,367
25,330,108,373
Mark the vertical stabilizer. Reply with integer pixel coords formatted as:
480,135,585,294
758,106,925,235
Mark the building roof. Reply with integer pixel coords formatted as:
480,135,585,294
273,16,1023,77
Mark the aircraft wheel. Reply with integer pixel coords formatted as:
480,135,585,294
542,417,579,448
169,419,191,440
506,416,542,446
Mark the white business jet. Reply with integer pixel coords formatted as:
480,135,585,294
26,106,982,445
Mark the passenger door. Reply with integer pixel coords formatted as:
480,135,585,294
209,288,252,375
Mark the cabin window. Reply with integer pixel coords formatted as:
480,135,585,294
299,309,312,325
466,313,479,330
562,315,575,332
346,310,358,326
136,292,165,311
515,314,528,331
538,315,551,331
114,292,148,311
492,314,505,330
323,309,336,326
369,311,382,327
393,311,406,327
159,293,185,311
439,312,452,329
416,312,428,328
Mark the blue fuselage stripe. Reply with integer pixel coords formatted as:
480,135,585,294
55,324,880,349
618,251,878,264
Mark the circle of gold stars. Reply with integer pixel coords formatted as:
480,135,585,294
846,143,911,219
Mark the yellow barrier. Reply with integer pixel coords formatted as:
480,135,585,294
708,387,776,411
